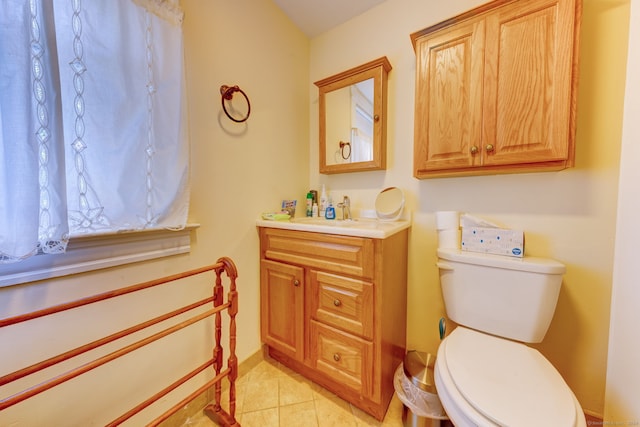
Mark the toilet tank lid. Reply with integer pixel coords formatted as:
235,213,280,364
437,248,566,274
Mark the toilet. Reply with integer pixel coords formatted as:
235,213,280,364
434,248,586,427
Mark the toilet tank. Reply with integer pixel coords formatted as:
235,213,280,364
437,248,566,343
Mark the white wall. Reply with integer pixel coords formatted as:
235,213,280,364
605,0,640,422
309,0,630,417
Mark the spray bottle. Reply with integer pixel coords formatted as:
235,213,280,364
319,184,327,218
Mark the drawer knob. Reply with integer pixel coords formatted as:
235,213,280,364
333,299,341,307
333,353,341,362
293,279,300,287
485,144,495,153
470,145,479,155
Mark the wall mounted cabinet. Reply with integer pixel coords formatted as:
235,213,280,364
315,57,392,174
411,0,582,178
258,226,408,420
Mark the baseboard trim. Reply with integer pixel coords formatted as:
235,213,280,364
585,411,604,424
161,348,265,426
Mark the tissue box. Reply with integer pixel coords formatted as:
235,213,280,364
461,227,524,257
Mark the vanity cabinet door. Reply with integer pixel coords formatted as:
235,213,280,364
260,259,304,362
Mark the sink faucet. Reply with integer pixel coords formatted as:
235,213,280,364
338,195,351,220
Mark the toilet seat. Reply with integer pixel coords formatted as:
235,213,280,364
435,327,585,427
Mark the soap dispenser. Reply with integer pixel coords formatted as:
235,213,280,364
325,196,336,220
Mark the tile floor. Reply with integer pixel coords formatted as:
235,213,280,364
183,356,405,427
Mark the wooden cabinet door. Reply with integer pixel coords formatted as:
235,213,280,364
260,259,304,361
482,0,576,166
414,19,485,175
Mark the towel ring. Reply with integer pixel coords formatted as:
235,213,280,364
220,85,251,123
339,141,351,160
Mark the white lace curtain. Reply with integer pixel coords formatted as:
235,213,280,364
0,0,189,263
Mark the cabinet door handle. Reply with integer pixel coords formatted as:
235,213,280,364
333,299,341,307
293,279,300,287
470,145,479,155
485,144,495,153
333,353,341,362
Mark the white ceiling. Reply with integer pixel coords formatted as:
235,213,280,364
272,0,387,38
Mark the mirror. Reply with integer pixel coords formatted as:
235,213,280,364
315,57,392,174
375,187,405,221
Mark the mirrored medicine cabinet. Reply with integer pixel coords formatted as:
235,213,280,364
314,56,392,174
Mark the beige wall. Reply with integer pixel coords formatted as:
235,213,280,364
309,0,630,418
0,0,632,422
182,0,310,361
0,0,309,424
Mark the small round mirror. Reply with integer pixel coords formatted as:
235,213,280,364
375,187,404,221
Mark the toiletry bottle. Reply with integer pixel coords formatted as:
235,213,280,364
306,192,313,217
325,197,336,220
312,203,318,218
319,184,327,218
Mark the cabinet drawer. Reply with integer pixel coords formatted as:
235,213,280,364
310,270,374,340
310,320,373,396
261,228,374,279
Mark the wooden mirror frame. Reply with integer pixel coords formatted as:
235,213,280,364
315,56,392,174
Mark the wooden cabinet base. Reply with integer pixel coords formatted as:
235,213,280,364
266,346,394,421
259,227,409,422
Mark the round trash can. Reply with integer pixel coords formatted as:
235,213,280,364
393,351,452,427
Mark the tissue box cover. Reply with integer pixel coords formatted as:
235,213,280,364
461,227,524,257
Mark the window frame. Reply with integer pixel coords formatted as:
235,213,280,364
0,224,199,288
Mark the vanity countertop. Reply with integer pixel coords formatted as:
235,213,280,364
256,217,411,239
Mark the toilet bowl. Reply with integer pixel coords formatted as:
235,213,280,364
435,248,585,426
434,327,585,427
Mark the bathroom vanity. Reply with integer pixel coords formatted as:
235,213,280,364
256,219,410,420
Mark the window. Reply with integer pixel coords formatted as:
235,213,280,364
0,0,189,267
350,82,374,162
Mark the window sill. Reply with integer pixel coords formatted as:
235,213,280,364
0,224,200,288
